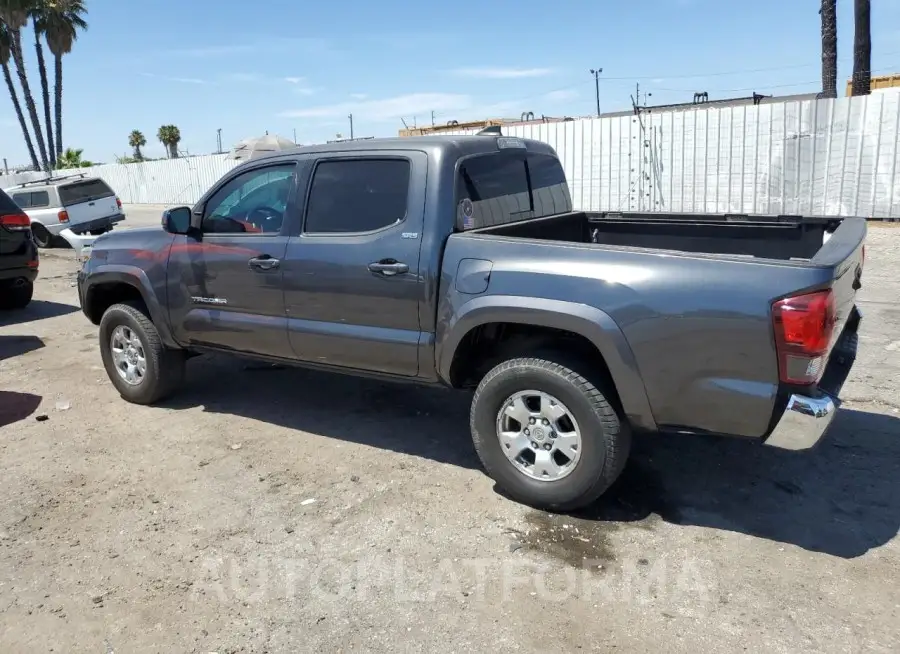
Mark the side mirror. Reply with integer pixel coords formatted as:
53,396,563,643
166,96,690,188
161,206,192,234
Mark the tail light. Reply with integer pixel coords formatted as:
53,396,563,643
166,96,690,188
0,212,31,231
116,197,122,209
58,210,69,223
772,289,836,385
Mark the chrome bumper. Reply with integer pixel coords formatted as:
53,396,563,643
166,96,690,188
764,393,839,451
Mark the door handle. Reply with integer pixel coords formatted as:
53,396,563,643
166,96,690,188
248,256,280,271
368,260,409,276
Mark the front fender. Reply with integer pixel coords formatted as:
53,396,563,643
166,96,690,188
80,265,179,349
437,295,657,431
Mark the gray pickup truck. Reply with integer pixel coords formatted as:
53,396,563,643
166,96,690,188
77,134,865,511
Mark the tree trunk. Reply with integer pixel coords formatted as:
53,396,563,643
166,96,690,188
2,61,40,171
134,145,142,160
819,0,838,99
170,143,179,159
10,29,49,171
33,25,54,167
851,0,871,96
54,53,63,157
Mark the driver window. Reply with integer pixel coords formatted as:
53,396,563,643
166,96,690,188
202,164,295,234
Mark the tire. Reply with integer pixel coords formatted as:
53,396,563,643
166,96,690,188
470,356,630,512
99,301,186,404
31,224,52,248
0,281,33,310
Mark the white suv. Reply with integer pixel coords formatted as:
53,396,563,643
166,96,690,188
4,173,126,248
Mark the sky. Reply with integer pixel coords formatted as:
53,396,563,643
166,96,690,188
1,0,899,165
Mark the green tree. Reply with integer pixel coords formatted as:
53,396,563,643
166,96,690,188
37,0,87,158
0,0,50,170
55,146,91,168
0,18,39,169
157,124,181,159
128,129,147,160
819,0,837,99
850,0,871,95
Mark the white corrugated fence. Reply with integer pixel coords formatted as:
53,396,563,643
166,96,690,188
2,94,898,217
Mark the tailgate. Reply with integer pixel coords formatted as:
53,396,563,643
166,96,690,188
812,217,865,345
58,178,119,227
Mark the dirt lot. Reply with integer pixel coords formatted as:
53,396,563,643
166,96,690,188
1,223,899,653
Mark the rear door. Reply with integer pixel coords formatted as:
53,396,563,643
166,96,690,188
281,152,427,376
56,178,120,229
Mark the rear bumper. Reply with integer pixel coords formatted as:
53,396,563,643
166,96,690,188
764,393,838,450
67,212,125,235
0,267,38,284
763,306,861,451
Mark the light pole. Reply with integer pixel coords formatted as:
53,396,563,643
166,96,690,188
590,68,603,117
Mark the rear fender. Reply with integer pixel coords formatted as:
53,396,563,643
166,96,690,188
438,295,657,431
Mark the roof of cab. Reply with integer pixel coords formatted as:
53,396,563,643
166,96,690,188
232,134,558,167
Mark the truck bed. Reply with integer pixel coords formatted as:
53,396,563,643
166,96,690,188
471,210,845,261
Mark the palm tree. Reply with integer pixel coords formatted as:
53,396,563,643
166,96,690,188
819,0,837,99
0,0,50,170
851,0,871,96
0,18,39,169
157,125,181,159
39,0,86,158
30,1,55,167
55,146,91,168
128,129,146,160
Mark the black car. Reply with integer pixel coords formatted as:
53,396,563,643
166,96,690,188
0,187,38,310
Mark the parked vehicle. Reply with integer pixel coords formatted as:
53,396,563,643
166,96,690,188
76,134,865,510
0,187,38,310
4,173,125,248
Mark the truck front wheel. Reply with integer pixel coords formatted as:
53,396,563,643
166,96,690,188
99,301,186,405
469,356,630,511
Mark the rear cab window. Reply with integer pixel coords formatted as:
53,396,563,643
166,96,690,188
456,150,571,230
58,179,115,206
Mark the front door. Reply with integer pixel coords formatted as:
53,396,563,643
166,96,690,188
166,162,298,359
282,152,426,376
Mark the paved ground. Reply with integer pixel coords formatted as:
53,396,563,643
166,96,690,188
1,220,899,653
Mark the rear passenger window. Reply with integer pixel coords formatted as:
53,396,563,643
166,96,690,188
9,191,50,209
11,193,31,209
30,191,49,208
304,159,410,234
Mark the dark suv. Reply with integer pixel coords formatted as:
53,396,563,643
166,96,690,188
0,187,38,310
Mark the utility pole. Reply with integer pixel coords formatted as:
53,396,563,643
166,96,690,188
216,128,222,154
348,113,354,139
293,128,297,144
590,68,602,117
431,110,435,126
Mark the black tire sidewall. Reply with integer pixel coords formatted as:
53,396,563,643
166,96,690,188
472,361,615,508
99,306,159,402
31,224,51,248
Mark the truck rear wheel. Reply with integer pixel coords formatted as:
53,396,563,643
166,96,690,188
469,356,630,511
99,301,186,405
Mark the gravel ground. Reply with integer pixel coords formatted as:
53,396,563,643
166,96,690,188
1,220,898,653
